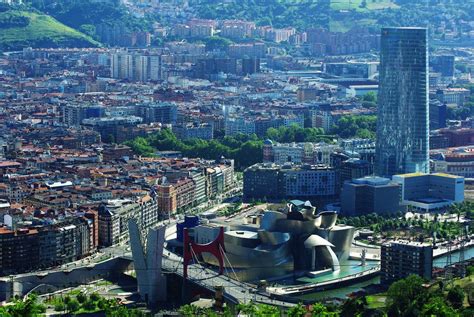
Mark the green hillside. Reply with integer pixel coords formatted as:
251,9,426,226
0,10,100,51
330,0,399,11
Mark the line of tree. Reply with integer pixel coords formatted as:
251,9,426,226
125,129,264,170
265,125,333,143
339,210,472,241
0,13,30,28
179,274,474,316
124,125,336,170
3,273,473,316
0,292,150,317
331,115,377,139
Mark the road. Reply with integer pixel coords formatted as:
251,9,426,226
117,214,295,307
160,251,294,308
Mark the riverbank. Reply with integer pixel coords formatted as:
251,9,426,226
267,265,380,296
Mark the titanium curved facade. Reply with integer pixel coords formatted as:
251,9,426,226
315,211,338,229
375,27,429,177
192,203,355,282
326,225,356,261
199,229,294,281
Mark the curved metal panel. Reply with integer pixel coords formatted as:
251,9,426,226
327,225,356,261
258,230,290,246
273,218,317,235
260,211,287,231
224,231,260,248
314,211,338,229
304,235,334,248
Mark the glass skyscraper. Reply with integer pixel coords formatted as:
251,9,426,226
375,27,429,177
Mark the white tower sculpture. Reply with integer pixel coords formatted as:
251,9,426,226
128,219,167,306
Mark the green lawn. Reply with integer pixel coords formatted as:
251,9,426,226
329,18,377,32
453,275,474,307
0,10,100,50
331,0,399,11
366,294,387,309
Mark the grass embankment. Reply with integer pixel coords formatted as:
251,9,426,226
330,0,399,12
0,10,100,51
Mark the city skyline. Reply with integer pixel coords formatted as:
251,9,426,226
0,0,473,315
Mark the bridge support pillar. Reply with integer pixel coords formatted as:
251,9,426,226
183,226,225,279
128,220,167,307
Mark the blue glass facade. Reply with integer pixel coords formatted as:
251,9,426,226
375,27,429,177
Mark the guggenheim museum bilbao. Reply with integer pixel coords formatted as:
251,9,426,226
172,201,355,282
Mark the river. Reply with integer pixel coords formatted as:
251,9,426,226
291,245,474,301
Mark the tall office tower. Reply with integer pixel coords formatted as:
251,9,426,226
375,27,429,177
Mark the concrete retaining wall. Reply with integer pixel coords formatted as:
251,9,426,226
0,257,132,301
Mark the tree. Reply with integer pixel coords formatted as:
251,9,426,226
421,296,458,317
447,106,470,121
256,303,281,316
236,303,257,316
76,292,87,304
256,17,272,27
362,101,377,109
447,286,465,309
203,36,233,51
124,137,155,157
66,298,80,314
467,266,474,276
89,292,101,302
54,301,65,312
362,92,377,103
127,129,265,170
179,304,204,317
331,115,377,139
340,297,367,317
265,125,328,143
106,305,149,316
287,303,307,317
236,303,280,317
83,299,97,311
386,275,427,316
4,294,46,317
234,140,263,168
310,302,337,316
79,24,96,37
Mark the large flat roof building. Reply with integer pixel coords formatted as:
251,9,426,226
392,172,464,212
341,176,401,216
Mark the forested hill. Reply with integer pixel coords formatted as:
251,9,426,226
193,0,474,32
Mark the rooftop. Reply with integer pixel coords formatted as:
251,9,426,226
431,173,463,179
352,176,392,186
394,172,427,178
